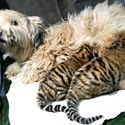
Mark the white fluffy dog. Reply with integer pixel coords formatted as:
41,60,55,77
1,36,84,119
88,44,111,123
1,2,125,84
0,10,45,78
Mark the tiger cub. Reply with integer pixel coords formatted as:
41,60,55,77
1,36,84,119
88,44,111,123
46,48,125,124
36,44,96,110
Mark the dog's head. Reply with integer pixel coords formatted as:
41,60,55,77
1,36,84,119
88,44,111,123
0,10,46,62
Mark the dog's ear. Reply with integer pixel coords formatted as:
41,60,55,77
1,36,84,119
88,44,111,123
28,16,46,48
28,16,45,31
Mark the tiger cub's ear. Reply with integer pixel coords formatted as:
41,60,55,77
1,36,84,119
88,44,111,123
110,30,125,50
110,41,123,49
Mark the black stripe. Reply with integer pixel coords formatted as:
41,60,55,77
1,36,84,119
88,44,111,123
61,106,67,112
54,70,66,85
88,118,92,123
82,53,85,59
54,105,60,111
73,55,80,61
118,73,121,81
66,66,74,77
61,64,68,72
37,93,46,108
108,61,115,71
56,65,72,87
97,58,106,69
76,46,84,54
84,45,92,54
92,117,96,122
37,93,45,101
81,118,86,124
91,81,100,86
88,54,94,61
70,110,76,118
108,70,115,85
69,105,76,110
80,71,92,81
95,65,110,81
76,116,81,122
44,78,57,93
73,113,79,120
45,105,53,112
42,83,55,99
91,71,98,80
85,64,91,71
96,115,103,120
100,76,110,83
58,64,66,74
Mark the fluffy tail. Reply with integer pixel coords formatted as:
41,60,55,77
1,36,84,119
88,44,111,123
67,91,103,124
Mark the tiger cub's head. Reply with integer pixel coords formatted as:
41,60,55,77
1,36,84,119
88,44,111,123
98,30,125,56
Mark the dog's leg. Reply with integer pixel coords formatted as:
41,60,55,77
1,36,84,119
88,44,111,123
5,62,21,79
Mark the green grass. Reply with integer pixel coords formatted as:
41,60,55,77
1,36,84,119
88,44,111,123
0,57,14,125
0,97,10,125
103,112,125,125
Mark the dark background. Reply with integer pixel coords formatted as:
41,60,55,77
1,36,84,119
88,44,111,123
1,0,125,24
1,0,76,24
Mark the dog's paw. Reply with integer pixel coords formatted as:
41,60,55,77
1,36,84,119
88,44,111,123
21,68,43,84
5,62,21,79
117,79,125,90
21,72,41,84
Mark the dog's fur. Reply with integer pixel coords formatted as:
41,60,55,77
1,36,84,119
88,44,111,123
0,10,45,78
1,2,125,84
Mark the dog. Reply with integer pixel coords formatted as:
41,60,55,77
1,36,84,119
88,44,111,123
1,1,125,84
0,10,46,79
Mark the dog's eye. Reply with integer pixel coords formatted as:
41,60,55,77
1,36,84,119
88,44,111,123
11,20,18,26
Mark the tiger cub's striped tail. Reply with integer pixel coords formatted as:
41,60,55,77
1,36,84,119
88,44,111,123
66,91,103,124
44,104,68,113
44,102,102,124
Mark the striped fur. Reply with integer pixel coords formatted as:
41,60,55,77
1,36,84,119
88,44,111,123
36,44,95,109
45,48,125,124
